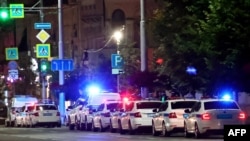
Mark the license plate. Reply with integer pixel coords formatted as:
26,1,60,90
217,114,232,119
147,113,155,117
43,113,52,116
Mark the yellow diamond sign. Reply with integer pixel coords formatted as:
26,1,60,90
36,29,50,43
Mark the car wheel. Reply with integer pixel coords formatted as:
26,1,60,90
76,117,80,130
128,121,135,135
162,122,170,137
85,117,91,131
92,120,98,132
194,123,201,138
68,118,75,130
118,120,125,135
99,120,104,132
152,122,160,136
14,120,18,127
184,122,192,138
110,121,116,133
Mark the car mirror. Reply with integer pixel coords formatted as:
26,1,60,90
152,108,157,113
184,109,190,113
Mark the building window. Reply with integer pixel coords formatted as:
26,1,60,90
111,9,125,30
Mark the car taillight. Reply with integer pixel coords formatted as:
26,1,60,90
201,113,211,120
169,112,177,118
134,112,141,118
56,112,60,116
34,112,39,116
102,112,110,117
238,112,246,120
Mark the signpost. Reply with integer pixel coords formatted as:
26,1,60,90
5,48,18,60
9,4,24,18
34,22,51,29
51,59,74,71
36,44,51,58
36,29,50,43
111,54,124,74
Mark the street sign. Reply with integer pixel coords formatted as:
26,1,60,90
36,29,50,43
51,59,74,71
112,68,124,75
5,47,19,60
9,4,24,18
34,23,52,29
8,69,18,80
111,54,124,69
36,44,51,58
8,61,18,69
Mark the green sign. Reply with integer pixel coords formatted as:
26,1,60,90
36,44,51,58
5,47,18,60
9,4,24,18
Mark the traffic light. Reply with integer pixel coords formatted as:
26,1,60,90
40,59,49,75
0,9,8,20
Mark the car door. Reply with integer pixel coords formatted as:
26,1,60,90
154,102,167,130
186,102,201,131
121,101,134,129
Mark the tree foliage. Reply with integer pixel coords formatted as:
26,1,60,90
150,0,250,94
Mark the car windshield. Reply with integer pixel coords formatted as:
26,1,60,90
107,103,120,111
136,102,162,109
36,105,57,111
204,101,239,110
171,101,197,109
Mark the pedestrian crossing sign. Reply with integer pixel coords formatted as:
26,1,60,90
5,47,19,60
36,44,51,58
9,4,24,18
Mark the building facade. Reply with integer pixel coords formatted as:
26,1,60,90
0,0,162,95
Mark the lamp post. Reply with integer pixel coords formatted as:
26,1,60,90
113,30,123,93
140,0,148,98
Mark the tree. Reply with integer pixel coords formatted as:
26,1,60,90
150,0,250,94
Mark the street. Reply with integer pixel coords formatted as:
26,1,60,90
0,125,223,141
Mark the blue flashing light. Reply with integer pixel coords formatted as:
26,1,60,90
222,94,231,101
87,85,100,95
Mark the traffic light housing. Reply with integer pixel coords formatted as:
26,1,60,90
40,59,49,75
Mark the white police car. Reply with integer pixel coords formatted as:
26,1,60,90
92,100,122,132
109,98,127,133
119,99,162,134
183,98,246,138
152,98,198,136
28,103,61,127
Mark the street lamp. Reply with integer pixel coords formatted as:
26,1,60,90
113,30,123,93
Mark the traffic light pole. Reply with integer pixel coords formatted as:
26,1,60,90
39,0,46,100
58,0,65,125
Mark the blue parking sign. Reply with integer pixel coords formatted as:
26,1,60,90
111,54,124,69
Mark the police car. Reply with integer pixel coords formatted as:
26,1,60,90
183,98,246,138
15,105,33,127
91,100,122,132
109,98,127,133
67,99,86,130
27,102,61,127
152,98,198,136
119,99,162,134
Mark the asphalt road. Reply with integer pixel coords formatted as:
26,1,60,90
0,125,223,141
